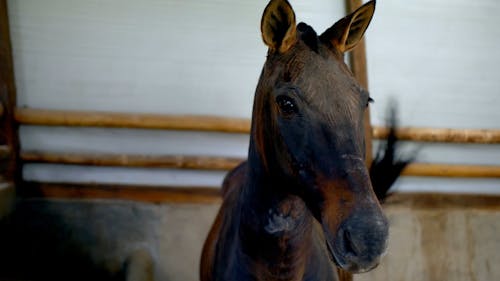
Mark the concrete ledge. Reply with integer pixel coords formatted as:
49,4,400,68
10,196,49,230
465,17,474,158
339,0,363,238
356,196,500,281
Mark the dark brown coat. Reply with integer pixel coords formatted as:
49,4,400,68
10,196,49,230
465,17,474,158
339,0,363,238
201,1,387,280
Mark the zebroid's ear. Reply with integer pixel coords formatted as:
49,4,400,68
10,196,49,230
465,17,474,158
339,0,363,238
319,0,375,53
261,0,297,53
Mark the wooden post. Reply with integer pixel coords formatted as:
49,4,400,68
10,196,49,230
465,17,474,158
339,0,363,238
346,0,373,166
344,2,371,280
0,0,20,184
346,0,372,164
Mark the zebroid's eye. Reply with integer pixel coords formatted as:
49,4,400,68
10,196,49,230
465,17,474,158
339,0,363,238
276,95,297,116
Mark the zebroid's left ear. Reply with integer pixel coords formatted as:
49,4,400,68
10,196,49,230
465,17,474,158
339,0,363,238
261,0,297,54
319,0,376,53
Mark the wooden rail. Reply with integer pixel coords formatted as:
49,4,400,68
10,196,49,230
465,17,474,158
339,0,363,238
20,181,221,204
20,151,500,178
401,163,500,178
21,151,241,171
20,182,500,208
15,108,500,144
372,127,500,144
18,180,500,208
15,108,251,133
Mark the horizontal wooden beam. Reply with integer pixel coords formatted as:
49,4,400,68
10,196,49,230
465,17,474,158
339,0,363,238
19,181,500,209
15,108,251,133
15,108,500,144
383,192,500,210
20,181,221,204
20,151,500,178
401,163,500,178
21,151,242,171
372,126,500,144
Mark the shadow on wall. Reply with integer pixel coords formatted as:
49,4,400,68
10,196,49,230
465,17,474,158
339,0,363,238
0,198,218,281
0,199,196,280
0,201,116,280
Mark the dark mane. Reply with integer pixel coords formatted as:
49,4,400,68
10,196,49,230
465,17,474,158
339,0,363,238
370,104,416,202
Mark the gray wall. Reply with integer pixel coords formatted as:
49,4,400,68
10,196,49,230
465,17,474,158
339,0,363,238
8,0,344,189
366,0,500,194
8,0,500,194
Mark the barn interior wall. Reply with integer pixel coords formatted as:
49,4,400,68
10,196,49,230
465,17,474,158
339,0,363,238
365,0,500,194
1,0,500,280
7,0,500,194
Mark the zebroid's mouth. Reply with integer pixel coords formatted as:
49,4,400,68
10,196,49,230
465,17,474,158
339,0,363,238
325,237,343,268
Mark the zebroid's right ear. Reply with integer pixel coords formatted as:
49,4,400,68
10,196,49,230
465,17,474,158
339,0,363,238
320,0,376,53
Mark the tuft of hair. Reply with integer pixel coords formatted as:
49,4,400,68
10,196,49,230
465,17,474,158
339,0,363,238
370,103,416,202
297,22,319,53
